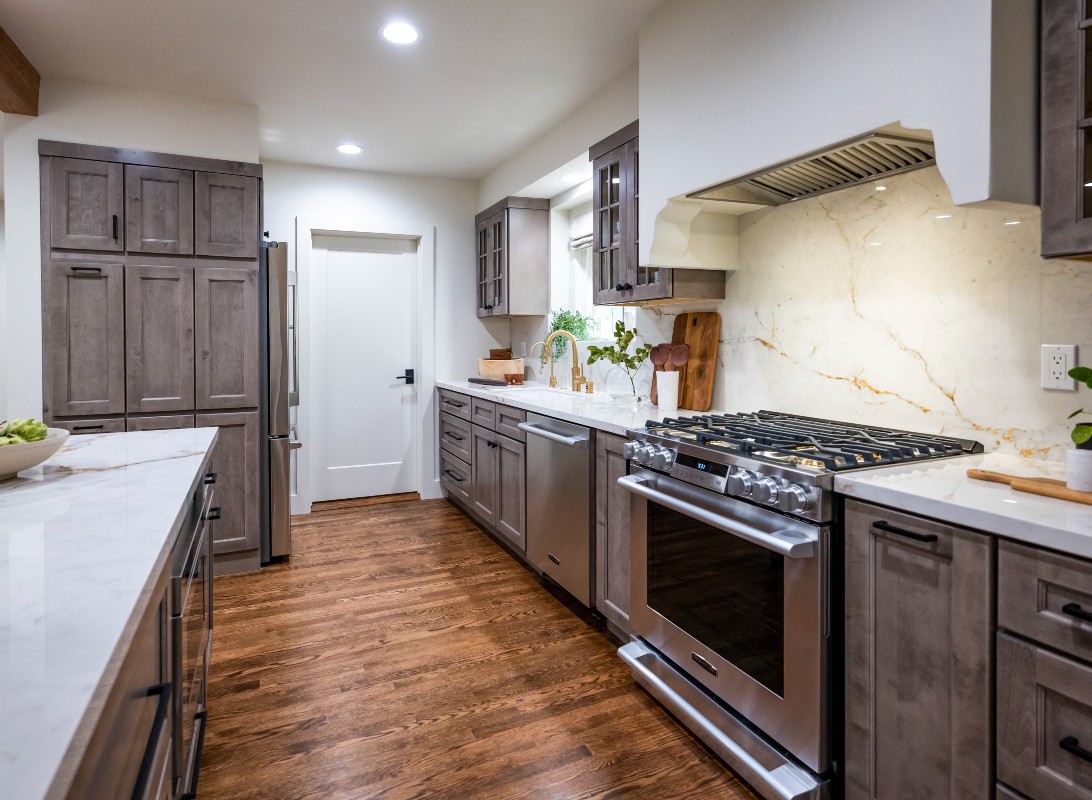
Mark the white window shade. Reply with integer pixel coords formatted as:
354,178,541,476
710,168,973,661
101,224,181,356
569,209,593,250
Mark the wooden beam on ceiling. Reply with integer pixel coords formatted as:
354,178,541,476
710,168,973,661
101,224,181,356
0,25,40,116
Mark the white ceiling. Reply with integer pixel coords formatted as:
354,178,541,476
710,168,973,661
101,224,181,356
0,0,661,180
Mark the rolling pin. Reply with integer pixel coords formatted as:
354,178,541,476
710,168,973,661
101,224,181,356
966,468,1092,506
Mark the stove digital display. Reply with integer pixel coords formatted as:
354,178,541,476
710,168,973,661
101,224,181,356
675,453,728,477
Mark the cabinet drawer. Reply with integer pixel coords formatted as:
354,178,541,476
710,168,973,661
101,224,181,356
496,405,527,441
440,449,472,506
998,632,1092,800
1000,540,1092,663
471,397,497,429
438,389,471,421
53,418,126,435
440,412,472,463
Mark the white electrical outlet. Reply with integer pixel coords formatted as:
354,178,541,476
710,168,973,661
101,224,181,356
1041,344,1078,390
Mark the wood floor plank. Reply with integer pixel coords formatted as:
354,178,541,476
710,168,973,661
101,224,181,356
200,499,758,800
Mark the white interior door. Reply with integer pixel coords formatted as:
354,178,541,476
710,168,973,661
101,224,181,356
310,235,417,502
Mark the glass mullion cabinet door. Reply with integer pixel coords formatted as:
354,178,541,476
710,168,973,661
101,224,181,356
476,220,492,316
490,212,508,316
592,144,626,305
624,139,669,302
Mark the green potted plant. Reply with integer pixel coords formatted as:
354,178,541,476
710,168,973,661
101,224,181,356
545,309,595,361
1068,365,1092,491
586,321,652,400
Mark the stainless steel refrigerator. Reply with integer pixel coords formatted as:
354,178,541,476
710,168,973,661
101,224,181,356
260,240,298,562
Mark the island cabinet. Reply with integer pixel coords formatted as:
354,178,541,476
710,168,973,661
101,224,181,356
1042,0,1092,258
595,431,631,637
438,391,527,553
40,141,264,573
474,196,549,318
843,499,994,800
591,121,725,306
62,550,172,800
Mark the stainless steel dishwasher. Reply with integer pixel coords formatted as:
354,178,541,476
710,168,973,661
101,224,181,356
518,412,594,606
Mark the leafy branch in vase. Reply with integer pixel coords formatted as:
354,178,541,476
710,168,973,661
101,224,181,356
586,321,652,395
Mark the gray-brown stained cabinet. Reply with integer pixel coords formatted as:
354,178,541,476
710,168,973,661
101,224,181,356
125,265,195,413
194,268,259,409
1042,0,1092,257
474,197,549,317
470,424,497,527
124,165,194,255
194,172,259,259
47,261,126,418
126,415,195,432
843,499,994,800
494,435,526,552
49,157,124,251
197,411,259,556
594,431,630,636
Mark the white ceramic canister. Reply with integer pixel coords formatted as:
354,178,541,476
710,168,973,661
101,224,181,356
1068,447,1092,492
657,371,680,415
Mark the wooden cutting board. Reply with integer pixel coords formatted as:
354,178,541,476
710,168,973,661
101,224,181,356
967,468,1092,505
671,311,720,412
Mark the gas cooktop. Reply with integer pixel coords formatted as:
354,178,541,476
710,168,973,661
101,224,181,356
625,410,983,522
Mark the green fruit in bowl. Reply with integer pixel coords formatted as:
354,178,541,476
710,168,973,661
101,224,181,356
0,418,48,444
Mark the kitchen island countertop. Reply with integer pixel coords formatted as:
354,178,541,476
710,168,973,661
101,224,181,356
834,452,1092,558
0,428,218,800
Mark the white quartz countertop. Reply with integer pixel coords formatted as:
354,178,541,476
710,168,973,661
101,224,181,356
835,452,1092,558
0,428,218,800
437,379,713,436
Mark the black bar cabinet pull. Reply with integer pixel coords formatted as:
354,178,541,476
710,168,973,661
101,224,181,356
205,506,222,521
71,265,102,274
204,472,217,485
443,431,464,441
442,399,465,408
180,710,208,800
129,681,171,800
443,469,464,483
872,520,938,543
1062,602,1092,623
112,214,118,240
1061,736,1092,764
73,424,104,431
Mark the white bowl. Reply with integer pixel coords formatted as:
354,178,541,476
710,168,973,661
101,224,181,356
0,428,70,481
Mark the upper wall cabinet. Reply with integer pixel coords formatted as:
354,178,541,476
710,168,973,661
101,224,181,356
1042,0,1092,258
474,196,549,317
50,158,125,251
195,172,259,259
591,122,725,306
125,165,194,254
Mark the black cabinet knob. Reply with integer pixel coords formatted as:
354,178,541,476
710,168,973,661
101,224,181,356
205,506,222,521
615,283,624,291
204,472,217,485
622,282,633,290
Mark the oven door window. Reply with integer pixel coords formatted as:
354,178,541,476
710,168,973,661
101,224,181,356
647,501,785,697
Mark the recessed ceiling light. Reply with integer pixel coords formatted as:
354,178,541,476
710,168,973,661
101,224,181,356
934,214,952,219
336,143,363,155
381,21,420,45
560,172,589,184
1004,220,1021,226
875,185,887,192
867,241,884,247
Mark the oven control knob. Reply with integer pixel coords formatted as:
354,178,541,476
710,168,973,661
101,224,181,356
778,485,811,514
636,445,654,465
623,441,640,459
652,448,675,470
753,477,780,504
727,470,754,496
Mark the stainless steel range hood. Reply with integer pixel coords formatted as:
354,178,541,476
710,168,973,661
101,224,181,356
688,131,936,206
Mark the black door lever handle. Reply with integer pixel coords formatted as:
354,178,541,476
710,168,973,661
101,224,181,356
395,369,415,385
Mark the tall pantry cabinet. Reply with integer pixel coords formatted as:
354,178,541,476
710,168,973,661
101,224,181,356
40,141,263,574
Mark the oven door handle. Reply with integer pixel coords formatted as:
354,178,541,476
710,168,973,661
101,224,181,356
618,475,817,559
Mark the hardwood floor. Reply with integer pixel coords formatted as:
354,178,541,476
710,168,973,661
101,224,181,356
200,499,758,800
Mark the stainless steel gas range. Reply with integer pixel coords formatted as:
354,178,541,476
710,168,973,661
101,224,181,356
617,411,982,800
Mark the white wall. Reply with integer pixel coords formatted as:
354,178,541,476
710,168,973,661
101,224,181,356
638,0,1038,265
2,78,260,418
477,65,638,211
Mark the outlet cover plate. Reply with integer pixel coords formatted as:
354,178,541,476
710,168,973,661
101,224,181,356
1041,344,1078,390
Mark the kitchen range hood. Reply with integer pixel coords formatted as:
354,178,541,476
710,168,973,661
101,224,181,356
688,131,936,206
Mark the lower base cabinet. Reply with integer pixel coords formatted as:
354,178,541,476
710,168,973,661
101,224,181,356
843,499,994,800
469,423,526,551
595,432,630,635
197,411,259,559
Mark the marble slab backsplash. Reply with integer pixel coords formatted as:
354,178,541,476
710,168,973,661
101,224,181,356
509,167,1092,460
633,166,1092,461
